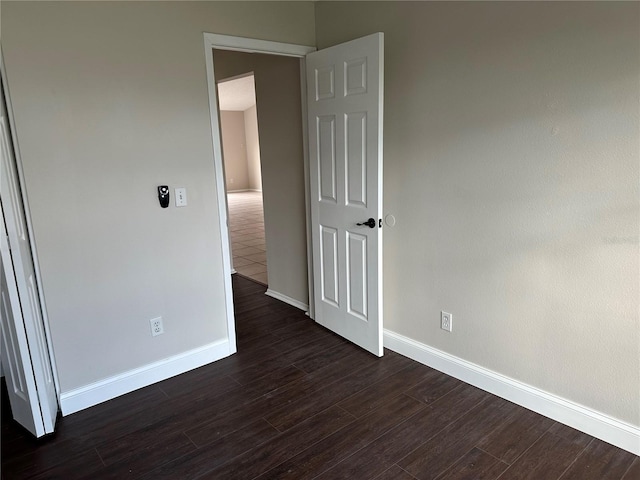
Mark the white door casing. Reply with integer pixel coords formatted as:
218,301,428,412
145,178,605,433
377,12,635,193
306,33,384,356
0,81,57,437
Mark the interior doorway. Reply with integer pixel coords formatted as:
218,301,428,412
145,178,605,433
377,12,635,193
217,74,268,285
211,46,311,320
203,34,317,355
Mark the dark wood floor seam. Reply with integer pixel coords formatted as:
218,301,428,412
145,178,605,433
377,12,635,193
555,437,594,480
261,415,283,433
94,447,107,467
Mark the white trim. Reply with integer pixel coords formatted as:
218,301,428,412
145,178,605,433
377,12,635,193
60,339,231,415
265,289,309,313
299,60,315,321
227,189,262,193
384,329,640,455
203,36,237,356
0,51,62,401
204,33,315,58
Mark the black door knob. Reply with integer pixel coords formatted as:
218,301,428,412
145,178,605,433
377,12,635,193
356,218,376,228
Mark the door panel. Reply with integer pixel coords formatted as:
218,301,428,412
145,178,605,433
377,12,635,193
346,112,367,207
307,33,384,356
1,276,32,405
1,215,43,436
315,66,335,100
346,231,368,320
345,57,368,96
317,115,337,203
320,226,339,307
1,77,57,436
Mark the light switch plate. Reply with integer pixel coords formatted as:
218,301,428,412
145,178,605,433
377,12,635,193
175,187,187,207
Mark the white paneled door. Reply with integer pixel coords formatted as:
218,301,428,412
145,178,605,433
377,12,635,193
0,77,57,437
307,33,384,356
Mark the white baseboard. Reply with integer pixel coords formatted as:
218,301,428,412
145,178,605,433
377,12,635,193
230,268,237,274
265,289,308,313
227,189,262,193
384,329,640,455
60,339,232,415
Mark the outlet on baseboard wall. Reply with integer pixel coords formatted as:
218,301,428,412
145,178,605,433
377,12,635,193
150,317,164,337
441,311,452,332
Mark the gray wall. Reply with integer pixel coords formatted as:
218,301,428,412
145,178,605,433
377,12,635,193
2,1,315,392
219,106,262,192
316,1,640,426
244,105,263,192
214,49,309,306
220,110,250,191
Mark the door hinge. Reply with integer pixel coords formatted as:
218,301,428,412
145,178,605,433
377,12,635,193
379,218,382,228
6,235,10,250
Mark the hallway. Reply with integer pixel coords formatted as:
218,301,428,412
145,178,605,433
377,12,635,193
228,191,267,285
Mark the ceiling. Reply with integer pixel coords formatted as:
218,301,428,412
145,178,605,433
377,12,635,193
217,75,256,111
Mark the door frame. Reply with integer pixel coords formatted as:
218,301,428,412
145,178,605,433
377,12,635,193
202,33,317,349
0,50,61,400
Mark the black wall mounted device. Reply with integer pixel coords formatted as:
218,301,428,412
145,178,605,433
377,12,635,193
158,186,170,208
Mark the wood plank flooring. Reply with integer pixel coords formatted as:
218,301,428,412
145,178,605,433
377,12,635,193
2,275,638,479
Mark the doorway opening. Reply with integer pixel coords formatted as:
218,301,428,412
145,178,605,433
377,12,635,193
205,33,386,358
217,74,268,285
210,45,313,325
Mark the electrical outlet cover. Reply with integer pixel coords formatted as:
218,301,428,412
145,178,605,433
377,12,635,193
150,317,164,336
441,311,452,332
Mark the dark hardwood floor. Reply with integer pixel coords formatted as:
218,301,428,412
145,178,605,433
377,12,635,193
2,275,638,479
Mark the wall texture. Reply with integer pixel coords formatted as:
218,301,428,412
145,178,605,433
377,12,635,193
2,1,314,392
213,49,309,306
220,110,250,191
244,105,263,192
316,1,640,426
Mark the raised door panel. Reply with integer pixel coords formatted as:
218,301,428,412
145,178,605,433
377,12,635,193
315,66,335,101
317,115,337,203
320,226,339,307
344,58,367,96
345,112,367,208
346,232,368,321
1,286,30,403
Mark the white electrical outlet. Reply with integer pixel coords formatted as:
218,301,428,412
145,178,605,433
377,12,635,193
441,311,452,332
150,317,164,336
